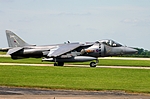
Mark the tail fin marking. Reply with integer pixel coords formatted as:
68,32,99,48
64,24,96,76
6,30,30,47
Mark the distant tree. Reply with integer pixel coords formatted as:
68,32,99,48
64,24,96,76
122,48,150,58
135,48,144,55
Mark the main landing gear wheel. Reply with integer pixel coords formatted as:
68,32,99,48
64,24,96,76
54,63,58,66
90,62,97,67
54,62,64,66
58,62,64,66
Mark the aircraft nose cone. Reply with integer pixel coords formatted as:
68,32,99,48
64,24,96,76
124,47,138,54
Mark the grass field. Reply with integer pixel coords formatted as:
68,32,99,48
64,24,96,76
0,57,48,64
1,56,150,93
0,65,150,93
0,57,150,67
0,52,6,55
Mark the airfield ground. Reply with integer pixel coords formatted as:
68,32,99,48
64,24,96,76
0,57,150,98
1,86,150,99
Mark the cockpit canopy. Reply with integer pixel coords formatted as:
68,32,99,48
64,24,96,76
99,39,123,47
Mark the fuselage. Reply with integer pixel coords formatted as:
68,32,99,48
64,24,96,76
10,41,137,60
5,30,138,67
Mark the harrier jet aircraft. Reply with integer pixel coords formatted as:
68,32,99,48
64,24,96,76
3,30,137,67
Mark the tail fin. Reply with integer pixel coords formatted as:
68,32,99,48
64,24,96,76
6,30,30,47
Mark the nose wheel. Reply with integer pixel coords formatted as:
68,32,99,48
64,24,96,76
90,62,96,67
90,59,99,67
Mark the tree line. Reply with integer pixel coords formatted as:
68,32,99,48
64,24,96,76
123,48,150,58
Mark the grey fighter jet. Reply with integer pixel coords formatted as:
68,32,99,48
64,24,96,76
4,30,137,67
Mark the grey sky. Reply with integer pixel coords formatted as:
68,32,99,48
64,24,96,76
0,0,150,50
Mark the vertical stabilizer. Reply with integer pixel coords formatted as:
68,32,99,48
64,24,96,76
6,30,30,47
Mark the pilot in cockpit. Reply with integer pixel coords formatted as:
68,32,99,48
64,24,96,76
99,39,122,47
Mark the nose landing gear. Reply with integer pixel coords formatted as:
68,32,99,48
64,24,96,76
90,59,99,67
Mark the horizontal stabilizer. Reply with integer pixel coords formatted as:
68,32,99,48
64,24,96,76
0,47,11,52
7,47,23,55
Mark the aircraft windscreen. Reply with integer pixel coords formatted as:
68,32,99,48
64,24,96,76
99,39,122,47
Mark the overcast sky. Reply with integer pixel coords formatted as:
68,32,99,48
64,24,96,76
0,0,150,50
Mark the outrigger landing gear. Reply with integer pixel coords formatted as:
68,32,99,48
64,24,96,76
90,59,99,67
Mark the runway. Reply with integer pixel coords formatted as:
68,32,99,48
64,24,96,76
0,62,150,69
1,55,150,60
0,86,150,99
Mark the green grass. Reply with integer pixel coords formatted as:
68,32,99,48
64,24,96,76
0,66,150,93
99,59,150,67
0,57,150,93
0,57,51,64
0,57,150,66
73,59,150,67
0,52,6,55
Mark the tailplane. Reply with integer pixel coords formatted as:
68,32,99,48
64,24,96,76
6,30,30,47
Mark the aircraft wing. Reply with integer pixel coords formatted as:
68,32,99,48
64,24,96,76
47,43,82,57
